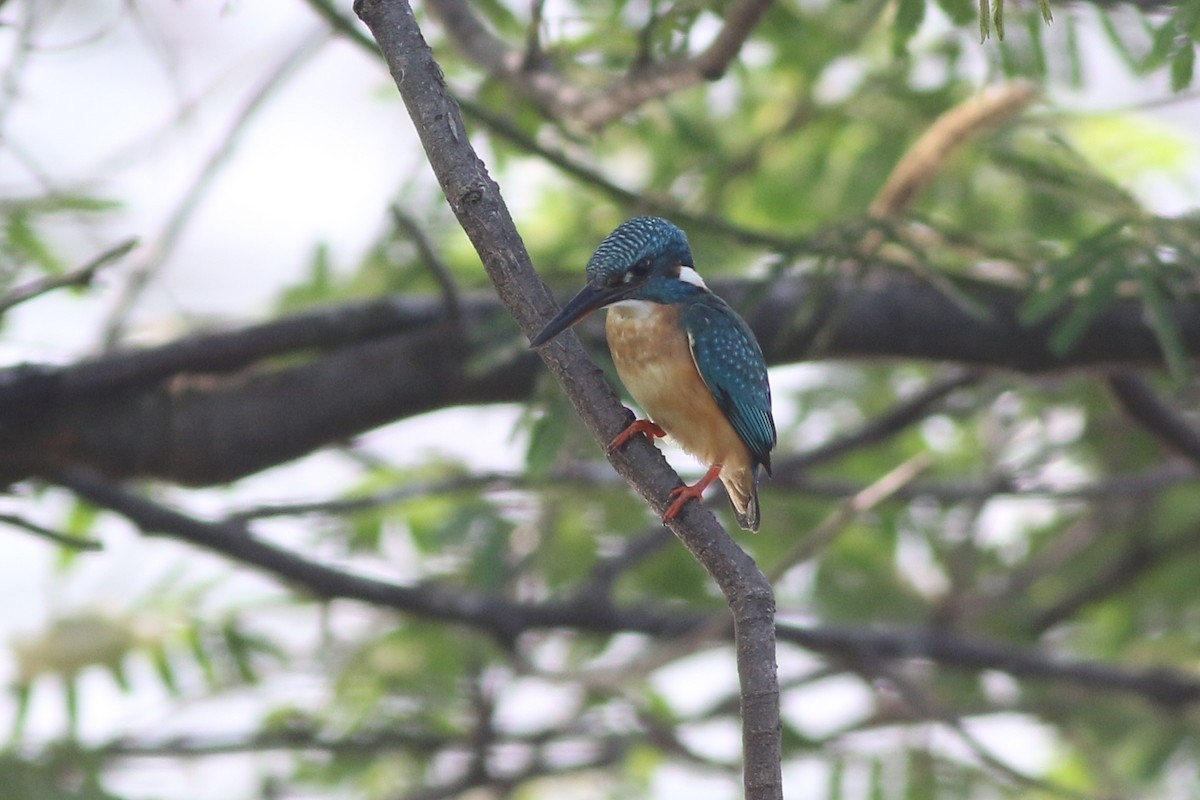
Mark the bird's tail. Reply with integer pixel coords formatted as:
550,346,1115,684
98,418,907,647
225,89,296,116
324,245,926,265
721,466,761,532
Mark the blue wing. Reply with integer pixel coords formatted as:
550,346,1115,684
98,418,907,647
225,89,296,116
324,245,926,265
683,296,776,473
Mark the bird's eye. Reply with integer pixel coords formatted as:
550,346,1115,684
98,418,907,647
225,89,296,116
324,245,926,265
623,258,652,283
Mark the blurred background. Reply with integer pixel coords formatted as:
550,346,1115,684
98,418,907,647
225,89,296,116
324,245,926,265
2,0,1200,798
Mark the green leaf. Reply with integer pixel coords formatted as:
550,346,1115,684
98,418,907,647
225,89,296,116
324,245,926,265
1146,20,1178,71
978,0,991,42
524,407,568,478
347,510,385,552
1065,16,1084,87
467,514,513,590
222,622,260,684
10,682,31,739
868,758,887,800
1170,42,1195,91
905,749,937,800
826,755,845,800
277,242,336,311
186,625,218,689
1136,268,1191,382
106,659,131,693
1020,259,1105,325
5,211,64,275
1027,12,1048,79
64,679,79,737
992,0,1005,41
1046,257,1127,355
150,644,181,697
893,0,925,57
935,0,975,26
56,500,99,570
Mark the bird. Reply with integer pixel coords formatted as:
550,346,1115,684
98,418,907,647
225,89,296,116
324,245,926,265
529,216,776,531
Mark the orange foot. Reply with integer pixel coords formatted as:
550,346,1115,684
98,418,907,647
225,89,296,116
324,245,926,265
663,464,723,523
607,418,666,455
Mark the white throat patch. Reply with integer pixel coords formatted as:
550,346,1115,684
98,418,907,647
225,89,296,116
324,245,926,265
679,266,708,289
609,298,656,317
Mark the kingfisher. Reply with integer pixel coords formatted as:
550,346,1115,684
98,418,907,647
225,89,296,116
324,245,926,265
529,216,776,531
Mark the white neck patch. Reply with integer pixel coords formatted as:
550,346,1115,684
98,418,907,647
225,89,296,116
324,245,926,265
609,298,656,317
679,266,708,289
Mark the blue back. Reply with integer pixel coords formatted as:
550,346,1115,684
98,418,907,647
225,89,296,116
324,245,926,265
683,295,776,473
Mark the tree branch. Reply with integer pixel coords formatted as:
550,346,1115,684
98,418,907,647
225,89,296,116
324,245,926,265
425,0,773,131
347,4,783,797
101,29,331,348
50,466,682,641
0,238,137,316
0,512,102,550
774,622,1200,708
1108,373,1200,467
3,269,1198,485
44,467,1200,711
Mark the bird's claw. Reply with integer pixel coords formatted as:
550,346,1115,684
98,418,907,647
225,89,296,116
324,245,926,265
606,418,666,455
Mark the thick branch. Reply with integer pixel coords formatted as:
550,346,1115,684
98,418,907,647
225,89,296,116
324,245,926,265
2,270,1198,484
776,621,1200,708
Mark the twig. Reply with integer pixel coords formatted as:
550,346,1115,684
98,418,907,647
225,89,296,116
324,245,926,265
774,370,978,478
97,727,451,758
769,452,933,577
0,512,102,550
870,663,1090,799
456,96,794,251
225,472,518,521
1031,521,1200,633
390,206,462,322
786,463,1197,503
0,238,137,316
1108,373,1200,467
555,455,933,693
0,0,38,133
775,621,1200,708
425,0,772,131
870,82,1040,217
101,28,331,348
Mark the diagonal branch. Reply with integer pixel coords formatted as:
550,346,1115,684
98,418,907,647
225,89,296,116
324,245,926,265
44,467,1200,711
101,28,331,348
0,512,102,550
775,369,979,477
426,0,773,131
50,466,684,641
352,1,782,796
0,238,137,316
1108,372,1200,467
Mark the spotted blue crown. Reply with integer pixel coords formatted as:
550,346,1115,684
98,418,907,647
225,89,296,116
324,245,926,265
586,216,694,284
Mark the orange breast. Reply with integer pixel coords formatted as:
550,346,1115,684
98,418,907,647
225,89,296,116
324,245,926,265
605,302,752,472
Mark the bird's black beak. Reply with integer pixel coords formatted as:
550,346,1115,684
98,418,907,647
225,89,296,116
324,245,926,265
529,279,627,348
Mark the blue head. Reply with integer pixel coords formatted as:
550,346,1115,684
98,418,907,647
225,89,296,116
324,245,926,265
530,217,705,347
